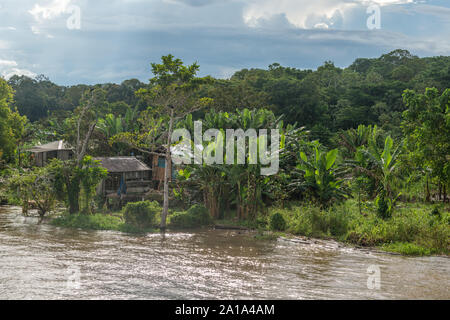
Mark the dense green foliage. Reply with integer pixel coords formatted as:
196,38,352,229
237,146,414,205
123,201,161,229
0,78,27,165
402,88,450,202
293,146,349,207
169,204,212,228
1,50,449,255
6,166,58,217
269,212,287,231
49,157,107,214
8,75,145,122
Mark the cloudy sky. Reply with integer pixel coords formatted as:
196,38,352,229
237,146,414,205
0,0,449,85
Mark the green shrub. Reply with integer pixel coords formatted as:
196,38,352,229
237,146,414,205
255,216,269,229
430,207,441,219
123,201,160,229
326,208,350,237
287,207,313,236
278,204,351,238
345,213,389,246
375,193,391,219
169,204,211,228
269,212,286,231
51,213,123,231
381,242,432,256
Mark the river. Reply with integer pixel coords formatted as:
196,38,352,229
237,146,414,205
0,206,448,299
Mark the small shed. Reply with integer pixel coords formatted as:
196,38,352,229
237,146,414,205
27,140,74,167
95,157,152,198
151,155,173,182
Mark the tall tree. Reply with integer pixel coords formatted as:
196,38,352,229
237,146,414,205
0,78,27,165
115,55,212,229
58,88,108,213
402,88,450,202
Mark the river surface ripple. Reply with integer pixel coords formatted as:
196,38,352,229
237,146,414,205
0,206,448,300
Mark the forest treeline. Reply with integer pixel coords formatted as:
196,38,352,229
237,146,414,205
7,49,450,143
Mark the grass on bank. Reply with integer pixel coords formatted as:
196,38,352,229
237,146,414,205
50,202,213,233
50,200,163,233
214,200,449,256
50,211,158,233
49,199,448,256
262,200,449,256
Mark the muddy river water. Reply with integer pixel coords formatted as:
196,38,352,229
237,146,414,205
0,206,448,299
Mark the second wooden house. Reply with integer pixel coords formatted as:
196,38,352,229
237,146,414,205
95,156,152,202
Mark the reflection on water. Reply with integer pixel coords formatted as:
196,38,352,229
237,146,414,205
0,206,449,300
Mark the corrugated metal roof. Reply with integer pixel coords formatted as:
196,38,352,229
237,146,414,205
94,157,151,173
27,140,72,152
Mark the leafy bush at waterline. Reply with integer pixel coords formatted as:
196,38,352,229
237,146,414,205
123,201,160,229
269,212,286,231
51,213,123,231
169,204,212,228
273,204,351,239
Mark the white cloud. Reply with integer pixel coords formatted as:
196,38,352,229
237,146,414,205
0,59,36,80
3,68,37,79
28,0,76,35
314,22,330,29
0,60,18,68
29,0,73,21
363,0,414,5
243,0,416,29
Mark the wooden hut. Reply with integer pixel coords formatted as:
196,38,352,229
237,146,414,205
95,157,152,200
151,155,174,188
27,140,74,167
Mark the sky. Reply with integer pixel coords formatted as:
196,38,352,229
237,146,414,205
0,0,449,85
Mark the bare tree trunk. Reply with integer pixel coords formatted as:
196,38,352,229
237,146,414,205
160,108,174,230
18,145,21,167
438,182,442,201
236,182,241,220
358,187,362,215
77,122,97,165
444,184,447,203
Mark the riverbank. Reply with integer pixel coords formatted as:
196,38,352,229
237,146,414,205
2,205,449,299
46,199,449,257
257,200,450,257
50,211,159,233
207,199,449,256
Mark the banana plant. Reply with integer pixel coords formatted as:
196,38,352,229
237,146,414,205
292,144,349,207
338,124,383,158
175,108,286,220
354,135,403,218
357,135,402,198
97,114,123,138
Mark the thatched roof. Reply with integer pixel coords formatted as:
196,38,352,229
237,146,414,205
27,140,72,153
94,157,151,173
